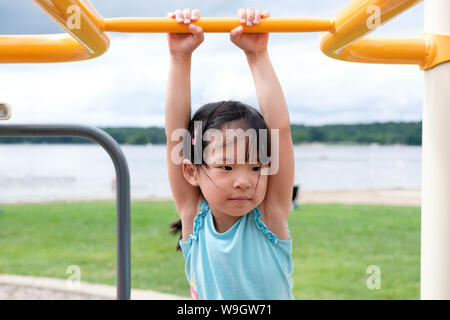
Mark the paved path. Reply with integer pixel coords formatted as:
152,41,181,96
0,283,106,300
0,274,188,300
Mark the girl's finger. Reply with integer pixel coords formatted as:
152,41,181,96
237,8,246,23
262,10,271,18
246,7,255,26
183,8,191,23
191,9,200,21
254,9,262,24
230,25,243,36
230,26,243,43
189,23,203,36
175,9,183,23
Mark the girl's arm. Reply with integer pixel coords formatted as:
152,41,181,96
230,8,295,226
165,9,204,218
247,51,295,221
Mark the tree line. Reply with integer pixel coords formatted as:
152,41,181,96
0,121,422,145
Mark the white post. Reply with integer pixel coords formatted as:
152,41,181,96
421,0,450,300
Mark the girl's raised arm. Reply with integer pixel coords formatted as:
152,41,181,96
246,50,295,220
165,9,204,217
230,8,294,234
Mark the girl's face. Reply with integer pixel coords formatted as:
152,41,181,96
196,126,269,217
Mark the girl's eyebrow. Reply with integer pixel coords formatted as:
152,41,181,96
219,157,261,164
221,157,235,163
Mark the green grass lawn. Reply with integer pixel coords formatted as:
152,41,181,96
0,200,420,299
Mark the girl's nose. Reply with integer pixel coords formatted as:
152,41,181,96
233,176,251,189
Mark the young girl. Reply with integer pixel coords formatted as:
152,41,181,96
165,8,295,300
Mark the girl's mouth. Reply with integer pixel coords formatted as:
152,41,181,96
229,198,251,204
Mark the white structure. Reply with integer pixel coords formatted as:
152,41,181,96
421,0,450,300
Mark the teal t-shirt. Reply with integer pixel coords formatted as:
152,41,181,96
179,198,294,300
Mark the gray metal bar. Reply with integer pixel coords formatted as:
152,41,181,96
0,124,131,300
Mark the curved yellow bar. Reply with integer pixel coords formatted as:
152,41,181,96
32,0,109,55
320,0,431,68
103,17,333,33
0,0,110,63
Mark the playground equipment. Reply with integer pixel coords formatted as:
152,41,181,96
0,122,131,300
0,0,449,299
0,0,448,69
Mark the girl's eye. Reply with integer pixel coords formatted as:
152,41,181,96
218,166,261,171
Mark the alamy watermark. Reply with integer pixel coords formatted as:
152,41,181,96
170,121,280,175
66,5,81,30
66,265,81,290
366,5,381,30
366,265,381,290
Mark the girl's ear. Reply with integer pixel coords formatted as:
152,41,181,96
182,159,200,186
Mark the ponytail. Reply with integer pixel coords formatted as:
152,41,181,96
170,219,183,251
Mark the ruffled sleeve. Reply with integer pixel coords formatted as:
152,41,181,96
184,198,209,246
253,207,281,245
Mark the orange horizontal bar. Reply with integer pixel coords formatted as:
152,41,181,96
322,35,428,65
103,17,333,33
0,34,93,63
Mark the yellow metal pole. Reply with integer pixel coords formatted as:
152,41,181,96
0,34,93,63
103,17,333,33
323,35,428,65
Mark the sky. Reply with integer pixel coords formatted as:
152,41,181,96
0,0,425,127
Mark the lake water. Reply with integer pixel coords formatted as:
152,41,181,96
0,144,421,203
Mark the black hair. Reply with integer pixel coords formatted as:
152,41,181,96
170,100,271,250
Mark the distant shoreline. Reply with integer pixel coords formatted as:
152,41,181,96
0,142,421,147
0,121,422,146
0,188,421,207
